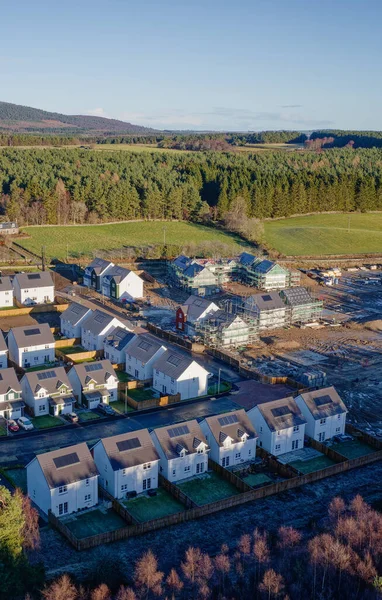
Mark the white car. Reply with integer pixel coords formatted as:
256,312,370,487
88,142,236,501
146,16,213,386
17,416,34,431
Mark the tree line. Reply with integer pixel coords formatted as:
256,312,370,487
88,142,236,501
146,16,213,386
1,147,382,227
309,130,382,149
26,494,382,600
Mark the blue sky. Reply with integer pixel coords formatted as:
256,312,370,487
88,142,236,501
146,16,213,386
1,0,381,131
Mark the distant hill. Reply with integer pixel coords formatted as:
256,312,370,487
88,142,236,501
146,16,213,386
0,101,157,135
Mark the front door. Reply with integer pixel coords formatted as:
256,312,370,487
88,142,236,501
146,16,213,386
318,432,325,442
58,502,68,516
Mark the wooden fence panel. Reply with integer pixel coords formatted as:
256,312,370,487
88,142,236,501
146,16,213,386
208,458,252,493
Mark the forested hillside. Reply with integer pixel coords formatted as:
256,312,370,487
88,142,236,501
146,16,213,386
0,147,381,226
309,130,382,149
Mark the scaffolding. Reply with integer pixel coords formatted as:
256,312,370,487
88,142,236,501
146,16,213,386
194,311,259,349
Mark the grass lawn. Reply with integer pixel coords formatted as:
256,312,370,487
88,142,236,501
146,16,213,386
264,213,382,256
177,472,240,506
57,346,85,354
289,454,336,474
0,306,16,312
123,488,184,522
110,400,135,414
2,468,27,493
0,426,7,437
78,411,100,422
20,221,252,261
65,509,126,539
31,415,63,429
128,388,156,402
331,439,377,459
207,381,232,395
116,372,133,383
24,364,56,373
243,472,273,488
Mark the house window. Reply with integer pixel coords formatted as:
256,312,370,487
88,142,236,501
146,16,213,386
8,393,14,400
197,448,203,454
44,355,50,362
292,440,299,450
275,444,281,450
38,405,45,413
171,378,175,384
58,502,68,516
248,449,251,456
337,414,341,419
45,345,50,349
143,478,151,490
58,485,67,494
318,432,325,442
260,427,263,433
121,484,128,492
155,369,159,375
85,479,89,486
34,357,39,362
235,452,241,459
196,462,204,474
184,466,190,472
172,469,176,476
277,431,280,436
335,427,341,433
143,463,151,470
320,418,326,425
293,426,299,432
84,494,91,502
122,469,126,476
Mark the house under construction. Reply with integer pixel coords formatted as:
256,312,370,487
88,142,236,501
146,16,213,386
280,287,323,324
194,310,258,349
238,253,300,290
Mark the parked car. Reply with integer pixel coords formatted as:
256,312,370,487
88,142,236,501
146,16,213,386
7,419,19,432
97,403,115,416
17,416,34,431
65,412,79,423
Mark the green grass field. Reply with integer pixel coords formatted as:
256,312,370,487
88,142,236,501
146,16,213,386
178,472,240,505
31,415,63,429
1,468,27,492
21,221,251,261
289,455,336,474
331,439,376,459
124,488,184,522
264,213,382,256
65,509,126,539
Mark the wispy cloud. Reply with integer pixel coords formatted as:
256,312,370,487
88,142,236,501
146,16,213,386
281,104,303,109
85,107,109,118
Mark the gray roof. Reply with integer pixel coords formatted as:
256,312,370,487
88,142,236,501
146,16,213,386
153,419,208,460
34,442,98,489
203,409,257,447
102,265,133,284
153,349,198,379
60,302,92,326
23,367,72,396
257,397,307,432
181,295,218,322
281,287,315,307
70,359,117,387
99,430,160,471
10,323,54,348
125,333,165,362
48,395,75,407
183,263,204,278
246,291,285,311
173,255,191,271
81,310,117,336
0,276,12,292
0,330,7,353
0,368,21,396
104,327,136,351
239,252,257,266
205,310,241,329
85,258,113,275
253,259,279,274
298,386,347,420
13,271,54,289
0,400,24,412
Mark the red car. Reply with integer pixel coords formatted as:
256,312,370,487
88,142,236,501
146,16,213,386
7,419,19,432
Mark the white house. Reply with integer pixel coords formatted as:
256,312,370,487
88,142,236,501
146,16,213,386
7,323,55,368
153,350,209,400
83,258,114,291
103,327,136,365
13,271,54,306
93,430,160,499
151,420,209,483
60,302,93,339
68,359,118,408
295,386,347,442
80,309,127,351
21,367,75,417
101,265,143,302
200,409,257,467
0,368,24,420
244,292,287,331
27,443,99,517
125,333,167,381
0,330,8,369
175,295,219,334
248,397,306,456
0,276,13,308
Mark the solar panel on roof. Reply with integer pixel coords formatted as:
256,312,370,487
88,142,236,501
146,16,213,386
53,452,80,469
24,328,40,336
71,305,81,314
94,314,106,323
262,295,272,302
138,340,152,351
168,425,190,438
271,406,291,418
314,395,333,407
167,355,182,366
37,370,56,380
116,438,141,452
84,363,103,372
218,414,239,426
27,273,41,280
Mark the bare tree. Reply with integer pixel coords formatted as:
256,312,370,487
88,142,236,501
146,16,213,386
42,574,78,600
277,526,302,550
19,491,40,550
214,552,230,596
91,583,111,600
134,550,163,599
165,569,183,600
115,587,137,600
253,531,270,584
328,496,346,521
258,569,284,600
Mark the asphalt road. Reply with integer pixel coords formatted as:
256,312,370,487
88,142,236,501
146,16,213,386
0,395,240,466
